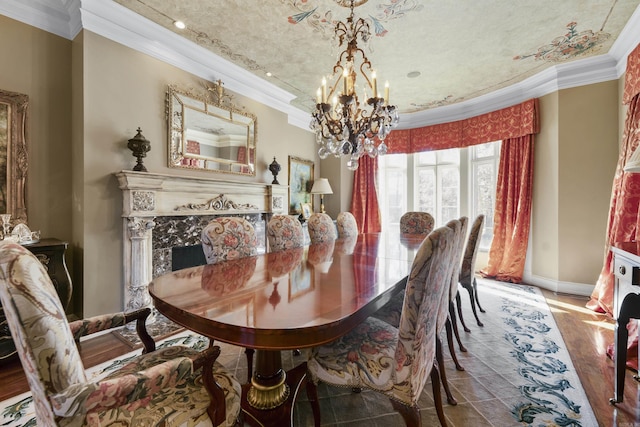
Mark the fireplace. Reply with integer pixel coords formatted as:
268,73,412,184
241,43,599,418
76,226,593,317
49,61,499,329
116,171,287,316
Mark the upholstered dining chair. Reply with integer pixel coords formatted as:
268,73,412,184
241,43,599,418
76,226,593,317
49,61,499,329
306,225,455,427
201,216,257,264
0,241,241,427
336,211,358,237
399,211,435,234
441,217,469,373
267,214,304,251
455,214,486,330
307,212,337,243
202,216,257,382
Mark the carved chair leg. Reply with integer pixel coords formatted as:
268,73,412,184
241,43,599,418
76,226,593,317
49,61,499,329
306,377,321,427
390,399,421,427
436,336,458,405
430,363,449,427
455,291,471,332
473,277,485,313
245,348,254,383
449,300,467,353
466,280,484,327
444,319,465,371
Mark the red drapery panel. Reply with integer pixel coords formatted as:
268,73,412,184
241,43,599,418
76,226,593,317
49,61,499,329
588,95,640,316
623,43,640,104
479,134,535,283
350,156,382,233
385,99,539,153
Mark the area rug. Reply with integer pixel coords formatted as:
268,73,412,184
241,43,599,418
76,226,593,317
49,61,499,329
479,279,598,426
0,331,209,427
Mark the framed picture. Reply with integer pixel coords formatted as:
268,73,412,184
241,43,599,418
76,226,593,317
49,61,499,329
301,203,312,219
288,156,314,214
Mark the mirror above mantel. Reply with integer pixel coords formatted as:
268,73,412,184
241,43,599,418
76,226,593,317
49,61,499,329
167,82,257,176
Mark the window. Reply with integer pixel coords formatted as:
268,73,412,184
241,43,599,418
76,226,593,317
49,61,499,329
378,141,500,250
470,141,500,250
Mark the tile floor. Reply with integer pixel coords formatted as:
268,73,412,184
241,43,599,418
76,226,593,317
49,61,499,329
213,291,576,427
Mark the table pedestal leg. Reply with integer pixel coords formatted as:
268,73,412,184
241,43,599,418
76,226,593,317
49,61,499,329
242,350,308,427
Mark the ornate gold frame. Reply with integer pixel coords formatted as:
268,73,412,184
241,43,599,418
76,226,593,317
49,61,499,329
0,89,28,224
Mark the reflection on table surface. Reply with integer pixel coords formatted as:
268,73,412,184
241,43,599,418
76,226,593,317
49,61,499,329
149,232,426,349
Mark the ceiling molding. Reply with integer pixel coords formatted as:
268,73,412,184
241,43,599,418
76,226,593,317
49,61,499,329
2,0,640,132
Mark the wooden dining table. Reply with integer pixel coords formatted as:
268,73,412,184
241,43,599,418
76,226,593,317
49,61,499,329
149,231,426,426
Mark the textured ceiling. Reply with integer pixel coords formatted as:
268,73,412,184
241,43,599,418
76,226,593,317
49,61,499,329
112,0,640,115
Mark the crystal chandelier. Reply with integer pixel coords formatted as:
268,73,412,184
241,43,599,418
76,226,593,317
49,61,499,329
309,0,399,171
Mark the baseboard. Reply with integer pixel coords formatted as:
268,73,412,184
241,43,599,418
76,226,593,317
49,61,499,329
522,271,595,297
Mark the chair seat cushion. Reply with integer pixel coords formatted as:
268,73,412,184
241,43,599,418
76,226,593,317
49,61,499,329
84,346,241,427
308,317,400,392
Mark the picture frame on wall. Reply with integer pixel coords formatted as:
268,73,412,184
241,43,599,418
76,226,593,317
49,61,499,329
288,156,314,214
301,203,312,219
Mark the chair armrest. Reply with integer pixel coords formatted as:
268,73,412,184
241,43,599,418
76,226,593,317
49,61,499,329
49,346,221,418
69,308,155,353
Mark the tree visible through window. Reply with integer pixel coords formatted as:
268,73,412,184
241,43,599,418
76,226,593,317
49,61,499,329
378,141,500,250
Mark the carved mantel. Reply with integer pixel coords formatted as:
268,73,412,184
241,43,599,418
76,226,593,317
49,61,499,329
116,170,288,317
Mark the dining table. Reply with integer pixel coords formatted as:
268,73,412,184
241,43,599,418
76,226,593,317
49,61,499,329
148,231,427,427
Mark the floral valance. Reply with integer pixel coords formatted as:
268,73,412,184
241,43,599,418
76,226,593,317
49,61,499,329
386,98,539,154
623,43,640,104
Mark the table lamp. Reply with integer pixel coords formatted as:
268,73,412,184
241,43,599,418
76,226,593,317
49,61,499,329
310,178,333,213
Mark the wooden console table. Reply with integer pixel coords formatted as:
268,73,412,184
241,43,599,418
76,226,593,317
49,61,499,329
610,241,640,404
0,238,72,363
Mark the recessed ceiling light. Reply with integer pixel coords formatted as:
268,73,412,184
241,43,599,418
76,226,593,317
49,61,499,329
266,72,273,77
174,20,186,29
407,71,421,78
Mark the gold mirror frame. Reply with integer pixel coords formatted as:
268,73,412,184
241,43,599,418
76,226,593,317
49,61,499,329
0,89,28,224
166,83,257,176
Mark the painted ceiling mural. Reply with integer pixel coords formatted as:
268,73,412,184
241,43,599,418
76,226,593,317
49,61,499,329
114,0,640,114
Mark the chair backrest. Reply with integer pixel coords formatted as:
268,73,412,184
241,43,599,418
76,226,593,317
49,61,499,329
394,225,454,403
267,214,304,252
336,212,358,237
448,216,469,302
399,211,435,234
307,213,337,243
460,214,485,286
0,242,87,424
201,217,257,264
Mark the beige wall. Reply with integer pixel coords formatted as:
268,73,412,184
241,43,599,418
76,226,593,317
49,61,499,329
80,31,316,315
529,82,619,289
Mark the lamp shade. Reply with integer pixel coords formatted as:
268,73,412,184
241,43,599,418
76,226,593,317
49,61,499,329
310,178,333,195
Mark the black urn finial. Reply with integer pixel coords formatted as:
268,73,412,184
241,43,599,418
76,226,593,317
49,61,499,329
269,157,281,184
127,127,151,172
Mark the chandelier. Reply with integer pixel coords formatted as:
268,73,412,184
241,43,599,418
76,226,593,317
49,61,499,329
309,0,399,171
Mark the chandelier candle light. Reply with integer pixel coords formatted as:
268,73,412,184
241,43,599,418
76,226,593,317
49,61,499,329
310,0,399,171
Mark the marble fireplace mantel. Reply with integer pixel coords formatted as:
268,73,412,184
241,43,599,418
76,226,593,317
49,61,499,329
116,170,288,317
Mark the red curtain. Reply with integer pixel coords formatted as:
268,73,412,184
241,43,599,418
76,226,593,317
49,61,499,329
479,135,535,283
588,95,640,316
350,156,382,233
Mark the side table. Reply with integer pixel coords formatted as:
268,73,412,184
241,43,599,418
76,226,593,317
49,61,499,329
0,238,72,363
609,241,640,404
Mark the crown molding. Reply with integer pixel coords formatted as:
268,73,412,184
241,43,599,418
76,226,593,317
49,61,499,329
2,0,640,132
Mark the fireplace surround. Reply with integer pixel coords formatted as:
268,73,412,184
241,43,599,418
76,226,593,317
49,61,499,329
116,171,288,317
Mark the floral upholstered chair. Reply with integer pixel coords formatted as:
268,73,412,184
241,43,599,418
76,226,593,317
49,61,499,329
336,211,358,237
267,214,304,251
399,211,435,234
0,241,241,427
306,225,455,427
456,214,486,329
201,216,258,382
307,212,337,243
201,216,257,264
